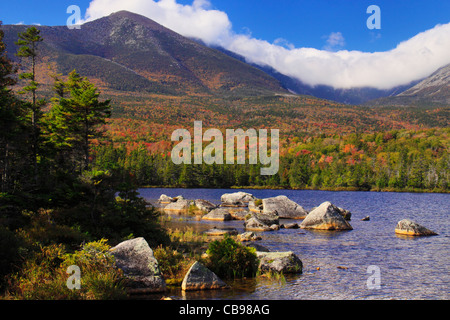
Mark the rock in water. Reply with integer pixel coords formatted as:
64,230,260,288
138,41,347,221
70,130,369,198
395,219,438,236
300,201,353,230
262,195,308,219
221,192,255,207
181,261,229,291
256,251,303,274
202,207,232,221
163,198,191,213
194,199,217,213
158,194,174,204
110,237,166,293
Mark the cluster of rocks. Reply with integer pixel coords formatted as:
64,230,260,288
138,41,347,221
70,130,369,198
111,192,438,295
110,237,303,294
158,191,356,231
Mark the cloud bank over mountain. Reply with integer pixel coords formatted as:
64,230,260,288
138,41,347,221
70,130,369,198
82,0,450,90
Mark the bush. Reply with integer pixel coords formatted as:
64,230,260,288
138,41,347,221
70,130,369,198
6,239,128,300
204,235,258,279
153,245,194,285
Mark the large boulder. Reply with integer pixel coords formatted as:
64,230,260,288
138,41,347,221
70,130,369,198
262,196,308,219
202,207,232,221
300,201,353,230
194,199,217,213
110,237,166,293
395,219,438,236
181,261,229,291
221,192,255,207
158,194,175,204
244,211,279,232
163,198,191,213
256,251,303,274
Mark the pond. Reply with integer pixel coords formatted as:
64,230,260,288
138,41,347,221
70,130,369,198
138,188,449,300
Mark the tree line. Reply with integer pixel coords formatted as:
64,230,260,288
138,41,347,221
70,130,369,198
0,25,168,291
93,128,449,192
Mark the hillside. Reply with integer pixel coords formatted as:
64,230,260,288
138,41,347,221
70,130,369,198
2,10,288,98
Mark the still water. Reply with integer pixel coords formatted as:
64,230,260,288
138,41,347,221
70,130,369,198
138,188,449,300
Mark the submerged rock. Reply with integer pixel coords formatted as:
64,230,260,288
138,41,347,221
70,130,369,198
262,195,308,219
337,207,352,220
300,201,353,230
256,251,303,274
204,227,238,236
221,192,255,207
110,237,166,293
181,261,229,291
395,219,438,236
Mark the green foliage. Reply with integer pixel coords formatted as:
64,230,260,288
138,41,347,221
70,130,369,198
153,245,195,285
205,235,258,279
7,240,128,300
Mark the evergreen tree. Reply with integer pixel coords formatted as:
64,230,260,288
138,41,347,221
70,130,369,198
45,70,111,172
15,26,45,183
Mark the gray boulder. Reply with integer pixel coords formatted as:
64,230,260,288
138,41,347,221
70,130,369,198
300,201,353,230
395,219,438,236
202,207,232,221
244,211,279,232
262,196,308,219
244,216,272,231
221,192,255,207
158,194,174,204
163,198,191,213
181,261,229,291
237,231,262,242
193,199,217,213
256,251,303,274
110,237,166,293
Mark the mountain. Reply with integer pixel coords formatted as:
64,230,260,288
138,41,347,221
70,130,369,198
212,45,421,105
364,64,450,107
1,11,288,98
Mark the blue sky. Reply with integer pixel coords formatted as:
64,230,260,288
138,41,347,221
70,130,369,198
1,0,449,89
2,0,449,52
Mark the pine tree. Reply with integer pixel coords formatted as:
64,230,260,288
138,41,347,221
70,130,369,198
15,26,45,183
46,70,111,172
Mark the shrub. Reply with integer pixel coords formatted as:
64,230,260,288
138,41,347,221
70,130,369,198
204,235,258,279
7,239,128,300
153,245,194,286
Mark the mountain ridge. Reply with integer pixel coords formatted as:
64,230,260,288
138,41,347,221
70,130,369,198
1,10,289,98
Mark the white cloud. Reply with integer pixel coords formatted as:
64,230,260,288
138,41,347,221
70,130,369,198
82,0,450,89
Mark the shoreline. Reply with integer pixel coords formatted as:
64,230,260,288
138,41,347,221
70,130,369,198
138,185,449,194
